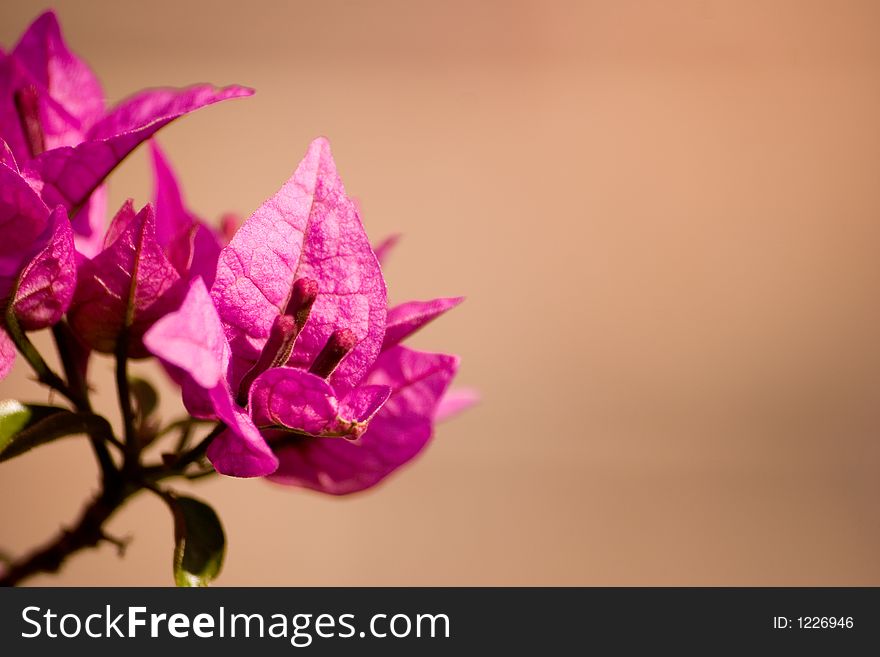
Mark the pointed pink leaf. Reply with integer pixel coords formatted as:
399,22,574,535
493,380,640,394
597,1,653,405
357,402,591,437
88,84,252,140
70,182,106,258
206,386,278,478
101,198,136,248
269,346,458,495
12,206,75,330
382,297,463,350
166,222,222,285
220,213,240,243
434,386,479,422
0,51,30,161
12,11,104,148
339,385,391,424
143,277,226,389
144,276,229,419
187,223,222,287
151,142,223,281
372,234,400,265
249,367,338,435
25,84,253,219
150,140,193,249
0,328,15,380
332,384,392,438
212,137,387,396
68,203,181,356
0,162,50,289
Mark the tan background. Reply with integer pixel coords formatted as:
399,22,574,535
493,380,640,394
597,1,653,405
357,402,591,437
2,0,880,585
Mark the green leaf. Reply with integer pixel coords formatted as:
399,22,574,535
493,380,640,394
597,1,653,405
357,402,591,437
0,400,34,450
0,406,114,462
169,495,226,587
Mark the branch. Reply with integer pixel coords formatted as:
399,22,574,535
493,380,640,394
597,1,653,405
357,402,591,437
51,321,117,482
0,481,134,586
5,309,76,405
114,336,138,467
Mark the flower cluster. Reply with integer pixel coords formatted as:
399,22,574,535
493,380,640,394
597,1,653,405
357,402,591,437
1,11,473,496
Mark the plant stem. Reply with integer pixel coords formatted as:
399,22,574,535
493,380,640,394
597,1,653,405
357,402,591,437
1,414,225,586
50,322,117,483
141,423,227,481
51,322,91,411
114,338,138,468
175,423,225,468
0,421,224,586
2,319,226,585
0,477,136,586
6,311,76,405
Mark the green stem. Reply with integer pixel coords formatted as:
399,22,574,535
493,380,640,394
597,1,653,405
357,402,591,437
5,311,75,404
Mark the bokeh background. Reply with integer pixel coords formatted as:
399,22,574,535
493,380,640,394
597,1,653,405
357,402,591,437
2,0,880,585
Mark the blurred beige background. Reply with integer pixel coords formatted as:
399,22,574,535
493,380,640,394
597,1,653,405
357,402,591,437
2,0,880,585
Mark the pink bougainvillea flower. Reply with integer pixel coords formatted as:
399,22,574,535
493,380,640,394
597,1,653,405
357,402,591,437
382,297,463,350
0,160,75,378
210,137,387,398
150,140,227,287
67,201,182,358
66,141,230,358
370,234,477,423
1,11,252,256
267,345,459,494
370,236,476,419
146,137,469,493
147,137,387,474
265,293,471,494
372,233,400,265
0,12,103,161
26,83,252,258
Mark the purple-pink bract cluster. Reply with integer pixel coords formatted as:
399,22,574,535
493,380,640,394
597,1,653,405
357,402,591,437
0,11,474,494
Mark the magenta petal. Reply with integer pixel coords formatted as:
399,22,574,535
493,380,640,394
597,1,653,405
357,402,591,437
0,162,50,282
166,222,222,287
249,367,338,434
187,223,222,287
150,140,193,249
143,276,227,419
12,206,75,330
330,384,391,439
269,346,458,495
143,277,226,389
88,84,253,140
12,11,104,148
206,386,278,478
372,234,400,265
0,328,15,380
382,297,464,350
0,139,18,171
70,183,106,258
339,385,391,424
25,84,253,222
0,52,29,161
68,202,181,356
100,198,136,247
434,386,479,422
212,137,387,396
